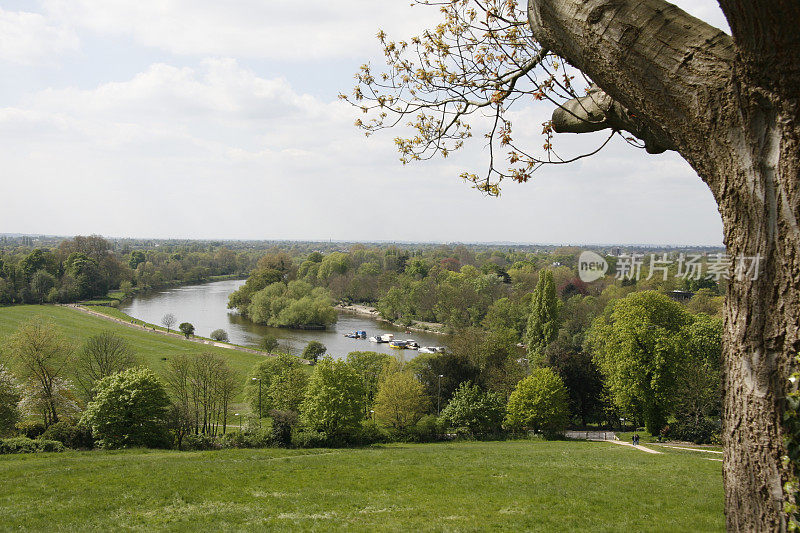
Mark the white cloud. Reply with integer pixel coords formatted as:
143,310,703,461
41,0,441,60
0,8,79,64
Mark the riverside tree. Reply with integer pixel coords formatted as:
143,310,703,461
347,1,800,525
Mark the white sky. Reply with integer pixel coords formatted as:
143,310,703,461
0,1,730,245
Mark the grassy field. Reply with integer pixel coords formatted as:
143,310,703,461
0,439,723,531
0,305,265,389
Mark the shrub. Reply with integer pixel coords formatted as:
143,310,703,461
41,421,94,449
666,417,722,445
219,429,273,449
210,329,229,342
15,420,45,439
0,436,65,454
354,420,390,445
407,414,440,443
269,410,298,447
291,429,329,448
182,433,218,451
179,322,195,339
440,382,505,437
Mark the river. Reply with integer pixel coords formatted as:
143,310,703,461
119,279,448,359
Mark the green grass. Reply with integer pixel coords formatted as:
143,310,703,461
0,440,722,531
0,305,264,388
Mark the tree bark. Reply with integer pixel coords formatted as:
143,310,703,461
528,0,800,529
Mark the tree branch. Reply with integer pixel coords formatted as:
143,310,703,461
527,0,735,156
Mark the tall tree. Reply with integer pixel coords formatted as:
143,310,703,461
74,331,138,400
350,1,800,525
525,269,558,362
5,317,75,426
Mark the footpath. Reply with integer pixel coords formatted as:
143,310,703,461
65,304,284,359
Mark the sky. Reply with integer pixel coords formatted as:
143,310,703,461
0,1,731,245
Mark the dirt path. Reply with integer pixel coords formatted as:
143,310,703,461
600,439,662,454
66,304,285,359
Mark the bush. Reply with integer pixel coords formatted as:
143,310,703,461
182,433,219,451
210,329,229,342
0,436,65,454
405,415,440,443
666,417,722,444
354,420,390,445
15,420,45,439
41,421,94,449
291,429,329,448
269,410,298,447
439,382,505,437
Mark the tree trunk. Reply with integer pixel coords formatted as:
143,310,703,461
528,0,800,529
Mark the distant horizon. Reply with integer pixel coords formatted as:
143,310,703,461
0,232,725,249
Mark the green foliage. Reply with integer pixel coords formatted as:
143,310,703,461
346,351,392,412
178,322,194,338
302,341,326,363
246,280,336,328
210,329,229,342
407,351,480,411
373,371,429,430
505,367,569,435
247,354,309,417
80,367,171,449
260,334,279,353
0,365,21,437
440,382,505,436
587,291,692,434
0,436,65,454
300,357,364,437
14,420,45,439
41,420,94,449
525,269,559,362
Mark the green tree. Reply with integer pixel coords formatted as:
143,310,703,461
6,317,75,427
373,371,429,430
587,291,692,434
302,341,326,364
525,270,559,362
440,382,505,436
505,368,569,435
30,270,56,303
346,351,392,414
260,334,279,353
300,357,364,437
80,367,171,449
0,365,21,437
247,354,308,417
210,329,229,342
178,322,195,339
674,314,723,434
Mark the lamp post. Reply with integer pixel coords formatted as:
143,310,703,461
370,410,375,422
437,374,444,415
234,413,241,433
252,377,262,426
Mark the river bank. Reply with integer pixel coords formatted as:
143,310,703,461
336,303,448,335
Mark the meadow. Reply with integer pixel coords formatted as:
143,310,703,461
0,439,722,531
0,305,265,391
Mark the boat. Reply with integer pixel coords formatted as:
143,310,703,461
405,340,420,350
344,330,367,339
380,333,394,342
389,340,408,349
419,346,445,354
368,336,380,343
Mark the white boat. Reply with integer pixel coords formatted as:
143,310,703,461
405,340,419,350
380,333,394,342
368,336,380,343
419,346,445,354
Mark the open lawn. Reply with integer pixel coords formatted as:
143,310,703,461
0,440,723,531
0,305,265,393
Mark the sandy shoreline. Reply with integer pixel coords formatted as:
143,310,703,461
335,304,447,336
